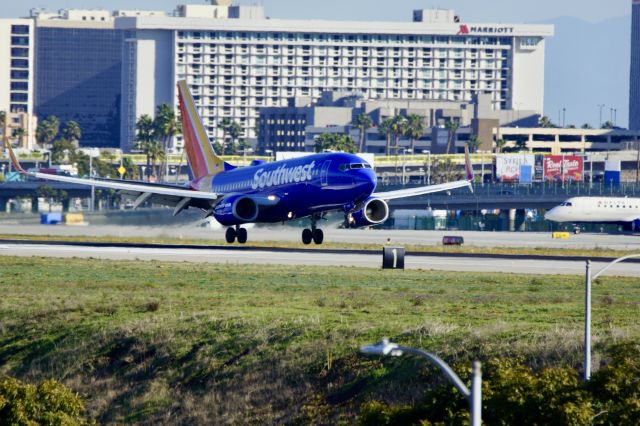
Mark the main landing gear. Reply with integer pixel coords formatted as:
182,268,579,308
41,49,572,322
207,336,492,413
225,225,248,244
302,215,324,245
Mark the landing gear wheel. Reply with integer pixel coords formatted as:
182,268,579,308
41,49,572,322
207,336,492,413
312,228,324,245
302,228,313,245
237,227,248,244
225,227,237,244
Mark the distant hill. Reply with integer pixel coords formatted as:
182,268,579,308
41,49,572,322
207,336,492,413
542,15,631,128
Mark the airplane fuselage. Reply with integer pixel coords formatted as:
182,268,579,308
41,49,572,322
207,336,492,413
545,197,640,224
190,152,376,225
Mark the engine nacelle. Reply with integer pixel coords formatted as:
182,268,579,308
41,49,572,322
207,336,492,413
213,194,259,226
348,198,390,228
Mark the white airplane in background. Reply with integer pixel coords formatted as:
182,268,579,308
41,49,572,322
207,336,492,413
545,197,640,232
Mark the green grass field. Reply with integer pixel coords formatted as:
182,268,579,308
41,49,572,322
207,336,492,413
0,256,639,424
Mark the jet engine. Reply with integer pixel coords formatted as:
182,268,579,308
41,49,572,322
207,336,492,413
347,198,390,228
213,194,259,226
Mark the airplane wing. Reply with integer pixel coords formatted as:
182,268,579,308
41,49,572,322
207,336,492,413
5,141,220,215
373,179,472,200
373,145,474,201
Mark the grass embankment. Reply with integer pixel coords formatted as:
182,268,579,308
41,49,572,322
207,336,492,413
0,257,639,424
0,232,636,259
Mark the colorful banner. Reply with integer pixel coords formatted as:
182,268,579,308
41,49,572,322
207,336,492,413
495,154,535,182
543,156,583,182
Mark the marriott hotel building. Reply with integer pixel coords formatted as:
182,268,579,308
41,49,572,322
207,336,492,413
116,5,554,152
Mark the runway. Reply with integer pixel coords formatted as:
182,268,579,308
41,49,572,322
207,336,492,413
1,224,640,250
1,241,639,277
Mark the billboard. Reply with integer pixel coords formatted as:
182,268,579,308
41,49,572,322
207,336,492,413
543,156,583,182
495,154,535,182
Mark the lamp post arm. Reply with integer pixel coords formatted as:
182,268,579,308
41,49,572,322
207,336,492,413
592,254,640,281
398,346,471,399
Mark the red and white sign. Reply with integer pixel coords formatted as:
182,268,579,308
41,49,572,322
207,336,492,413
543,156,583,182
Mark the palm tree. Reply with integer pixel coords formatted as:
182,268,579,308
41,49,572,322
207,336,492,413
390,115,407,154
154,104,181,180
468,134,481,153
314,133,336,153
226,121,243,155
62,121,81,144
314,134,357,153
601,120,615,129
135,114,157,181
335,135,357,153
515,139,528,152
36,116,60,147
539,116,555,128
378,118,394,156
581,123,593,129
0,111,6,148
445,119,459,154
12,127,26,147
404,114,425,153
218,117,233,151
354,113,373,153
494,138,507,154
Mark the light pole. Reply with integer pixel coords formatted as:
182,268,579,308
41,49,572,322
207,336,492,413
562,108,566,128
597,104,605,128
89,155,95,212
402,148,412,186
361,339,482,426
583,254,640,380
422,149,431,185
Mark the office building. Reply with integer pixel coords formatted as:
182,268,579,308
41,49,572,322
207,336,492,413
32,9,164,148
630,0,640,130
0,18,36,148
260,91,540,153
33,10,126,148
116,3,554,152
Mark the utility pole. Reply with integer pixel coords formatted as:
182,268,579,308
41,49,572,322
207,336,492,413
597,104,605,128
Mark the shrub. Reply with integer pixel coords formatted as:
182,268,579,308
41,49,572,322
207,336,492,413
358,343,640,425
0,377,94,425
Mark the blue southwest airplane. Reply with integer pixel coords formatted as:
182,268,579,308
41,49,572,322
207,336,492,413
5,81,474,245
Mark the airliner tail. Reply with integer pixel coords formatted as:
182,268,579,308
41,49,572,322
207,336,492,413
177,80,225,180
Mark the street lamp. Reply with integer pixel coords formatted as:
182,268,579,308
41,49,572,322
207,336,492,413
360,339,482,426
402,148,412,186
583,254,640,380
422,149,431,185
597,104,605,128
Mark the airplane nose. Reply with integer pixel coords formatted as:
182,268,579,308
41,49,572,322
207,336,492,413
358,169,376,194
544,208,556,221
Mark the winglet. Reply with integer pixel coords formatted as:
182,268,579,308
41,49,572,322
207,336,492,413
4,139,26,174
464,144,474,193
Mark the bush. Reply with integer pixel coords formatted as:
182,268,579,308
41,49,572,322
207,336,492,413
358,343,640,425
0,377,94,425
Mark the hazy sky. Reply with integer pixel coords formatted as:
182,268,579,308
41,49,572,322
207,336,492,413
0,0,631,23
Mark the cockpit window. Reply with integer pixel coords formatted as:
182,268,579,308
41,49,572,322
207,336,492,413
340,163,372,171
560,202,573,207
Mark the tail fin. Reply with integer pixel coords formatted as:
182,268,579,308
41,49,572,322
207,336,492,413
177,80,225,180
464,144,474,193
4,138,26,174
